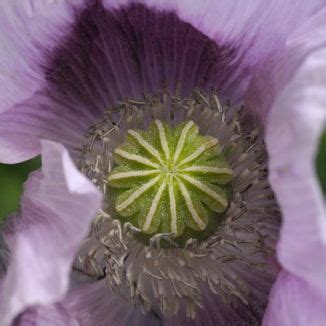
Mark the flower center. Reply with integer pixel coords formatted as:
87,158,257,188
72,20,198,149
108,120,233,239
77,90,280,321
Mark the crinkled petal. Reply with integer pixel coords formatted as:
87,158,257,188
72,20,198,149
266,34,326,291
0,140,102,326
13,280,160,326
263,271,326,326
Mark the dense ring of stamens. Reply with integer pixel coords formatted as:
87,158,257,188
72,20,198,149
77,90,280,322
108,119,233,239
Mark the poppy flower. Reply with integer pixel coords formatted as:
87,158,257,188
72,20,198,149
0,1,325,325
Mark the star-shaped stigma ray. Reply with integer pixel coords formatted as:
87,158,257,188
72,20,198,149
108,119,233,238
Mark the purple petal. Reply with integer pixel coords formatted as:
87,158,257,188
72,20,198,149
2,1,323,163
64,279,160,325
0,0,81,114
263,271,326,326
0,91,93,163
246,7,326,120
0,0,85,163
266,33,326,291
13,280,160,326
0,2,236,163
0,140,102,326
12,308,72,326
164,267,276,326
119,0,325,102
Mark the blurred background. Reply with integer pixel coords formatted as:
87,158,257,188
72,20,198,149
0,132,325,222
0,156,41,222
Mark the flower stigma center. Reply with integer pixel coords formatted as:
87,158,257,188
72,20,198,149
107,119,233,241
